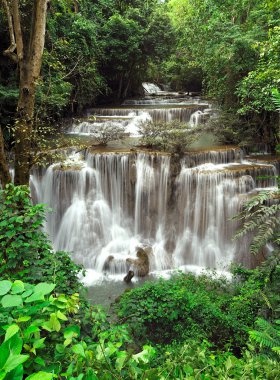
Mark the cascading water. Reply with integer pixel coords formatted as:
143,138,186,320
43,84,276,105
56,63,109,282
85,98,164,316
142,82,162,94
31,88,279,286
68,96,211,138
31,146,278,284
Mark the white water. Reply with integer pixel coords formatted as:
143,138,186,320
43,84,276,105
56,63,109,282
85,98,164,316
69,111,152,137
142,82,162,94
69,95,211,138
31,147,278,284
30,89,279,286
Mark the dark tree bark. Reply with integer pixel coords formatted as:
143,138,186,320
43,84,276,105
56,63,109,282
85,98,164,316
2,0,48,185
0,127,11,187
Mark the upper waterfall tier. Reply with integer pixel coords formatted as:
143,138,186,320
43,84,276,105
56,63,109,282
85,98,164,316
68,96,213,137
31,148,279,280
89,105,208,123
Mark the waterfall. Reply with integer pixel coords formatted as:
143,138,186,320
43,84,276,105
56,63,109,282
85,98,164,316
29,91,280,284
122,97,205,106
31,148,278,282
142,82,162,94
88,106,208,123
68,96,211,139
69,112,152,137
69,105,209,138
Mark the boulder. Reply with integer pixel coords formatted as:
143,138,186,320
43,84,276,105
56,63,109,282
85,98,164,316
126,247,150,277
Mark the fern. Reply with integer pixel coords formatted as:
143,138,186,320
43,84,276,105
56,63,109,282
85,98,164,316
249,318,280,358
234,189,280,254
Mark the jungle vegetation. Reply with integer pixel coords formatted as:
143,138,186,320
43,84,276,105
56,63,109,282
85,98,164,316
0,0,279,185
0,0,279,378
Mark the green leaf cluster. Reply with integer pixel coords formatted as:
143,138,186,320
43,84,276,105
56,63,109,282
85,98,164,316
0,184,83,295
0,279,156,380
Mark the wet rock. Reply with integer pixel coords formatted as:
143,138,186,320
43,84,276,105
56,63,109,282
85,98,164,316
123,270,134,283
103,255,114,271
126,247,150,277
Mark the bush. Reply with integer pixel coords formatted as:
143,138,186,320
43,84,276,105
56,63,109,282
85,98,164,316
156,340,280,379
115,273,262,351
0,184,83,294
138,120,199,154
91,123,126,146
201,110,259,147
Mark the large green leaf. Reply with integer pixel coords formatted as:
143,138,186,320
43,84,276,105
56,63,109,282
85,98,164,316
25,292,45,303
11,281,25,295
4,364,23,380
2,354,29,373
5,334,23,356
33,283,56,296
1,295,23,308
42,314,61,332
0,344,9,369
0,281,12,296
64,325,80,339
5,325,20,342
25,283,56,303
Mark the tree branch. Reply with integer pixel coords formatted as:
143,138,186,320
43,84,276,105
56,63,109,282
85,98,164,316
73,0,79,13
29,0,48,77
2,0,17,62
11,0,24,61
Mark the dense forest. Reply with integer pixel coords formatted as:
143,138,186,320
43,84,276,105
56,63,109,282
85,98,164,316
0,0,280,379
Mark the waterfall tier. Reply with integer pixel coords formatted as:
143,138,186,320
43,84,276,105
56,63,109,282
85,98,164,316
68,96,213,138
31,148,279,280
89,106,208,123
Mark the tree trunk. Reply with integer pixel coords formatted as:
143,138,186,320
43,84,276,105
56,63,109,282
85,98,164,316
12,0,48,185
14,63,36,185
117,73,124,100
0,127,11,187
73,0,79,13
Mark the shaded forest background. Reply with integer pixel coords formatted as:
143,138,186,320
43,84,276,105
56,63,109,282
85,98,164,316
0,0,279,146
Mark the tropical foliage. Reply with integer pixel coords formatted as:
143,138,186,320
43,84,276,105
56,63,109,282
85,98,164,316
0,184,279,378
0,0,280,378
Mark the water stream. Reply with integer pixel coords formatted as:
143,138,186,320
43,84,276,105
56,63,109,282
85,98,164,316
31,92,279,294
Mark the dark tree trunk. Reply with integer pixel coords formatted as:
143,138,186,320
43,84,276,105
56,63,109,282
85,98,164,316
0,127,11,187
10,0,48,185
14,62,36,185
117,73,124,100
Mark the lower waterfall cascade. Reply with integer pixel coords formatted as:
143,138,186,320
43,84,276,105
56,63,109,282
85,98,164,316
31,147,279,284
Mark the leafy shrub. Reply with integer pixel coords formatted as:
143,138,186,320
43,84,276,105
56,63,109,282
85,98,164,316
201,110,260,147
156,340,280,379
0,280,155,380
0,184,83,294
115,273,261,351
138,120,199,154
231,253,280,326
